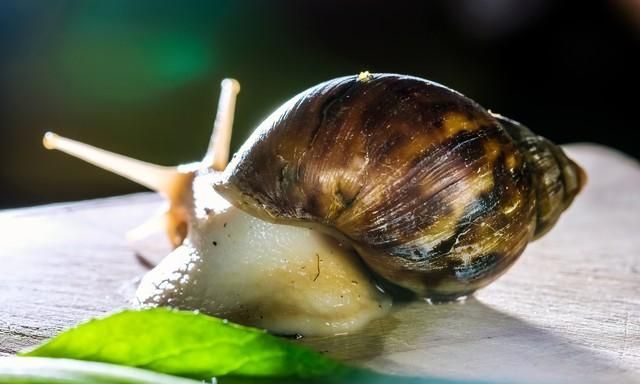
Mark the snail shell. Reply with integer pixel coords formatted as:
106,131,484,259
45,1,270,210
215,73,586,300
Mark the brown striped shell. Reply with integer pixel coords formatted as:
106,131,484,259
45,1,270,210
214,73,586,300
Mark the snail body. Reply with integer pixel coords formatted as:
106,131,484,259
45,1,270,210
135,170,391,336
43,73,585,335
215,73,585,300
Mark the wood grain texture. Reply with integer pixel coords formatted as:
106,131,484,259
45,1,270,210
0,144,638,383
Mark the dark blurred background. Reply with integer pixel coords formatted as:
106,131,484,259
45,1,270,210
1,0,639,209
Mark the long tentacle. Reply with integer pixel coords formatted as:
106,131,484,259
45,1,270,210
203,78,241,171
43,132,184,196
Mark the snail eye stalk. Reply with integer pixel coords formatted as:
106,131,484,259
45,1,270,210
41,78,241,196
204,78,241,172
42,131,183,196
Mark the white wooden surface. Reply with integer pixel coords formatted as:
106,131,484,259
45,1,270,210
0,144,638,383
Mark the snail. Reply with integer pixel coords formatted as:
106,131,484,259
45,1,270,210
43,73,585,336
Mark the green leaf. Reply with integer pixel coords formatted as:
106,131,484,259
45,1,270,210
0,357,200,384
22,308,347,380
21,308,500,384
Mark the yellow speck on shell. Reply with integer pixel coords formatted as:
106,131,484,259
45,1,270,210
357,71,373,82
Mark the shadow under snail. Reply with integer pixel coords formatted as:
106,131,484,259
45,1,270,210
43,72,586,336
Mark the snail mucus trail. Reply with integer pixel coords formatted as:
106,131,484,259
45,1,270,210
43,73,586,337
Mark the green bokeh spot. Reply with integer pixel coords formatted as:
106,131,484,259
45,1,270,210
54,26,214,104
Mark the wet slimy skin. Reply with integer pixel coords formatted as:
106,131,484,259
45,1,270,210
136,173,391,336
